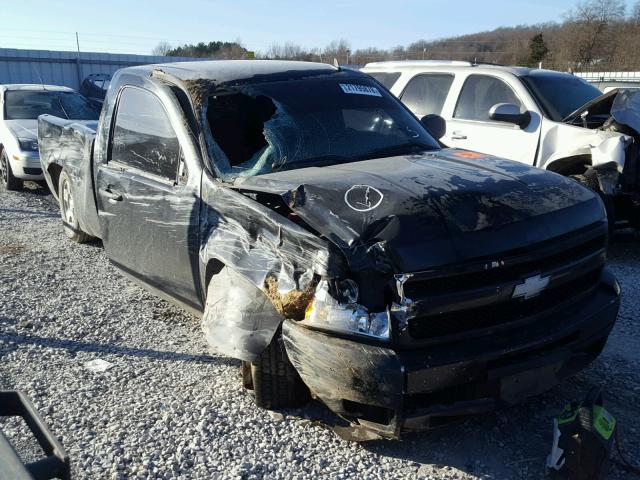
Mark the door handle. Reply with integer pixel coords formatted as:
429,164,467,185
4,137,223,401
451,131,467,140
100,187,123,203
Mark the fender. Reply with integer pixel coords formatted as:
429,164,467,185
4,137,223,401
198,176,345,362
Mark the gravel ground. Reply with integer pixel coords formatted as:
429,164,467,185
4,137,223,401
1,183,639,480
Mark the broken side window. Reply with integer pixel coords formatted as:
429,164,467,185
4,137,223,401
206,92,277,175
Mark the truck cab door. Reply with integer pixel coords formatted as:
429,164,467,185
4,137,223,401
96,85,203,312
442,74,541,164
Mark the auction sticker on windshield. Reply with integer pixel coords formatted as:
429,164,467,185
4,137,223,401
339,83,382,97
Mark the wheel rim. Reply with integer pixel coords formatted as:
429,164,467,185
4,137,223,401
61,179,75,225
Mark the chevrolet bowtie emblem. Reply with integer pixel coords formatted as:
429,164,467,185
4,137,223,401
512,274,550,299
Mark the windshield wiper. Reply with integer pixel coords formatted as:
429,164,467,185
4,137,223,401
272,154,355,172
269,143,435,173
357,142,435,161
56,97,70,119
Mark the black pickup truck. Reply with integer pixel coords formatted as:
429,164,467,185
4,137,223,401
38,60,619,439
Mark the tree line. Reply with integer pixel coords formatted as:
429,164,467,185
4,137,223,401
153,0,640,72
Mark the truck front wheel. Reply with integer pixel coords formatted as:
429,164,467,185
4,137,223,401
245,332,310,410
58,170,91,243
1,150,22,191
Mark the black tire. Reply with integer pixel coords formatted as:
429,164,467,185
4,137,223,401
58,170,91,243
249,333,310,409
1,150,23,191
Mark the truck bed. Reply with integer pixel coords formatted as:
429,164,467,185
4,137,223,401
38,115,102,238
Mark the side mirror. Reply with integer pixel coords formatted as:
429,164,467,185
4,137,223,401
489,103,531,128
420,114,446,140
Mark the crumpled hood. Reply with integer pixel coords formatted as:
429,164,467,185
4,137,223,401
553,89,640,186
235,149,604,273
608,89,640,134
565,88,640,135
5,120,38,140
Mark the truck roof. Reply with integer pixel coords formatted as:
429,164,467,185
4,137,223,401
361,60,576,80
364,60,475,68
123,60,339,84
0,84,74,92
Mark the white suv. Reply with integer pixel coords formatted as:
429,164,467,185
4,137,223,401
362,60,640,227
0,84,99,190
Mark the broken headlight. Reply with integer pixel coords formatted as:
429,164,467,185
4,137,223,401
18,138,38,152
299,280,390,340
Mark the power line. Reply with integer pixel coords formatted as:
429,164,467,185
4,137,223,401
0,27,531,58
0,28,274,50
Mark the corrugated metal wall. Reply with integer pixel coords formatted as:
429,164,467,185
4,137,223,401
0,48,202,91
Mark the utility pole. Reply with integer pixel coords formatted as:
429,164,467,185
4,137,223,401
75,32,82,90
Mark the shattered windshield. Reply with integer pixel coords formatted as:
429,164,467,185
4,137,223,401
4,90,100,120
521,73,602,122
203,74,439,181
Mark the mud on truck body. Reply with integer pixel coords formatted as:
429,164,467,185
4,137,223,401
38,60,620,439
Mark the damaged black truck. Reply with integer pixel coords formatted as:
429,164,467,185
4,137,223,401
38,61,620,439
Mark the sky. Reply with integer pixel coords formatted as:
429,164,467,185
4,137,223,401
0,0,636,55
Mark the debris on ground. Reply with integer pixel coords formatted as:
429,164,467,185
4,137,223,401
84,359,115,373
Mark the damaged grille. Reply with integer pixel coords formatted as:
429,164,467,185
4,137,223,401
407,268,602,340
403,234,604,297
401,223,607,343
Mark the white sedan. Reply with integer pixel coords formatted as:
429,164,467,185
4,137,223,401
0,84,99,190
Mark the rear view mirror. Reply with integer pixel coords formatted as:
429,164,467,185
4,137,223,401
420,114,446,140
489,103,531,129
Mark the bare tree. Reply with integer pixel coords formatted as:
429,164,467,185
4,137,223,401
353,47,390,65
323,39,351,64
631,0,640,23
265,42,310,60
152,41,172,56
564,0,626,67
153,0,640,73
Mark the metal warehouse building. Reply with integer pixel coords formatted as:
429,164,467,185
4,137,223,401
0,48,201,91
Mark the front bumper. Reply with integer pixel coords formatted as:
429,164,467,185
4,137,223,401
9,152,43,180
282,268,620,439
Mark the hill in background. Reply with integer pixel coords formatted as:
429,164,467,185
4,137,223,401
156,0,640,72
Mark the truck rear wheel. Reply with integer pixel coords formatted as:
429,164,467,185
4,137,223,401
247,332,310,410
1,150,22,191
58,170,91,243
